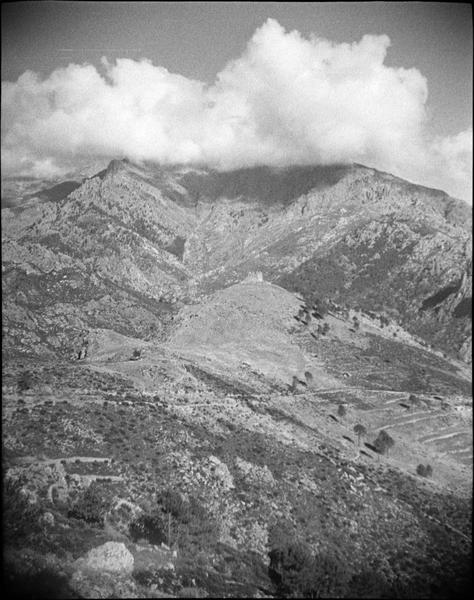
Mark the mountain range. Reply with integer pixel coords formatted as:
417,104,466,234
2,158,472,364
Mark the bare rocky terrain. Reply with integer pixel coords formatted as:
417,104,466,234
2,160,472,598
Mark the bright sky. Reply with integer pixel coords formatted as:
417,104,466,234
2,2,472,201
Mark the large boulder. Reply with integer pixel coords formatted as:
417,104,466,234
234,457,275,486
74,541,134,574
203,455,234,491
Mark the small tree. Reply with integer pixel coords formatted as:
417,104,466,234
353,424,367,446
337,404,347,418
417,464,433,477
374,430,395,456
291,375,299,392
304,371,313,385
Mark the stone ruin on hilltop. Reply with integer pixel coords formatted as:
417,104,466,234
242,271,264,284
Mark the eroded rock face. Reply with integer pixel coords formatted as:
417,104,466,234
74,541,134,574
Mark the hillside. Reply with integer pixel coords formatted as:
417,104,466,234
2,160,472,598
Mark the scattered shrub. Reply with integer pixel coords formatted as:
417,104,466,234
67,483,111,527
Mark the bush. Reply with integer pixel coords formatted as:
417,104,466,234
408,394,421,407
17,371,33,392
3,558,75,599
129,512,167,545
132,494,219,551
350,569,392,598
302,552,349,598
268,540,312,590
3,478,41,545
337,404,347,418
67,483,111,527
269,540,349,597
157,489,190,522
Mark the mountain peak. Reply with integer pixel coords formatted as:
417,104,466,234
105,158,130,175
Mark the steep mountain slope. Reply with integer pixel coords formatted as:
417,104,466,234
3,158,470,362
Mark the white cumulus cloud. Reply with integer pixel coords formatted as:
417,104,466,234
1,18,471,202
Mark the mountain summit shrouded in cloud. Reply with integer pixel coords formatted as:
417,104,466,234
1,18,472,201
